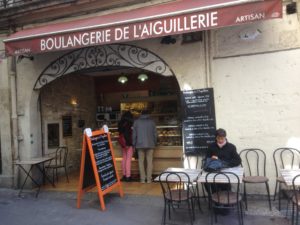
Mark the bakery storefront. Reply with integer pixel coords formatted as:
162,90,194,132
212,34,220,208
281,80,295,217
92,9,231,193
2,0,297,192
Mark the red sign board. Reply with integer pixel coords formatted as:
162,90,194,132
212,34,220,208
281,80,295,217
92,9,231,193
4,0,282,56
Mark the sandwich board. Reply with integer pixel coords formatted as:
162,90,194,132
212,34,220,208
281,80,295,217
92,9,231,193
77,128,123,210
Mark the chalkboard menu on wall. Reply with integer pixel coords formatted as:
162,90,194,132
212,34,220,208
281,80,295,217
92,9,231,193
181,88,216,155
90,134,117,191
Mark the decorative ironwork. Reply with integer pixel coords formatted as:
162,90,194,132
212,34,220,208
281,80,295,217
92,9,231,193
34,44,174,90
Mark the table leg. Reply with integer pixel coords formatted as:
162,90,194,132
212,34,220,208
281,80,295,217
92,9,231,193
17,165,41,197
195,182,202,212
35,163,55,187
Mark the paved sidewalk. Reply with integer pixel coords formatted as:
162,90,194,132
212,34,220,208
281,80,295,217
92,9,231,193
0,188,291,225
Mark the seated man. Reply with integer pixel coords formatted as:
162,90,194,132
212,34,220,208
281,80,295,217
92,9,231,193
204,128,242,215
206,128,241,168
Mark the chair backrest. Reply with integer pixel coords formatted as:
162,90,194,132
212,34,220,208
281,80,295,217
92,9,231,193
273,147,300,178
239,148,266,177
54,146,68,166
205,171,240,205
159,171,192,202
292,174,300,203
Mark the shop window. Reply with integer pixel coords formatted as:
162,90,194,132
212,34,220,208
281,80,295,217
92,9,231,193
62,115,72,137
47,123,60,148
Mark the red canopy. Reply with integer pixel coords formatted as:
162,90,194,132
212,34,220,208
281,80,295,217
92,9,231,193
4,0,282,56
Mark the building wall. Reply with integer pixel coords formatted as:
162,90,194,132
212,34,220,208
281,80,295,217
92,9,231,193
1,4,300,195
211,12,300,193
0,36,13,187
131,37,208,90
40,74,97,171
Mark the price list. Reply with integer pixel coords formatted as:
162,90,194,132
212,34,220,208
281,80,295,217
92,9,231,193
181,88,216,155
91,134,117,191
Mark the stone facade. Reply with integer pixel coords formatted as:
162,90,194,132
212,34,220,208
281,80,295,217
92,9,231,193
0,3,300,195
40,74,97,171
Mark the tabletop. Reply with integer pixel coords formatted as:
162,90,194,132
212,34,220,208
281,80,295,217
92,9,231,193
14,157,53,165
198,166,244,183
280,168,300,186
154,167,202,182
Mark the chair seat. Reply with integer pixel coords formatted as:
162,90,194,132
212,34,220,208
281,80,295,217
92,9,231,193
243,176,269,183
165,189,189,201
276,176,285,183
211,191,242,205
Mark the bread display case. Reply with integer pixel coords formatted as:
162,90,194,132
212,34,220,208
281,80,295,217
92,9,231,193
120,95,182,146
157,125,182,146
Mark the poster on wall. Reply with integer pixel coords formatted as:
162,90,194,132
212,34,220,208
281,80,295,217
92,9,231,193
181,88,216,155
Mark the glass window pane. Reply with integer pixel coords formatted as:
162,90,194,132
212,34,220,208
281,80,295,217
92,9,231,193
48,123,60,148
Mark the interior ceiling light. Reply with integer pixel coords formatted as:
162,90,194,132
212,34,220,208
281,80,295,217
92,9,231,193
118,76,128,84
138,74,148,82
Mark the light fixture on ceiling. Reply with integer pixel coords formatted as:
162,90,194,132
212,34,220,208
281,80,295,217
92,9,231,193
118,75,128,84
138,74,148,82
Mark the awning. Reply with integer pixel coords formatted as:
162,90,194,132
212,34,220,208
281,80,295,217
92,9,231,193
4,0,282,56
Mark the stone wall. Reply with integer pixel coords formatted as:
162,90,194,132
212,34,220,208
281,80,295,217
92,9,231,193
211,11,300,194
40,74,97,172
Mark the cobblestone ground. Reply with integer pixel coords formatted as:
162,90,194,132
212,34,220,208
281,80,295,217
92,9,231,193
0,189,291,225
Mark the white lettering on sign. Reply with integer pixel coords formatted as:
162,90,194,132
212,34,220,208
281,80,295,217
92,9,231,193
40,30,112,51
235,12,265,23
40,11,218,52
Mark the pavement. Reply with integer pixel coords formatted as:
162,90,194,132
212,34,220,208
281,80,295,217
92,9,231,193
0,188,292,225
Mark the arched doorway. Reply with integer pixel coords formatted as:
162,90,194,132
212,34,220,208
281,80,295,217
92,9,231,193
36,43,182,180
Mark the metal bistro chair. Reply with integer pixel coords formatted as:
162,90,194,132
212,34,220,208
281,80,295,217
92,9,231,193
273,147,300,211
239,148,272,210
205,171,244,225
159,171,195,225
292,174,300,225
183,153,205,210
46,146,69,183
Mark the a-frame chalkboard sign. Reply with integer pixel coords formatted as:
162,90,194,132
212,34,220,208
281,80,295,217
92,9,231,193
77,128,123,210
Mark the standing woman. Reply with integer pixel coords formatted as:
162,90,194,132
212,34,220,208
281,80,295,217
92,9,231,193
118,111,134,182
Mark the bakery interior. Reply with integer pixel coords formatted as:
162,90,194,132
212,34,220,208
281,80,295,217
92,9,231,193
39,66,184,186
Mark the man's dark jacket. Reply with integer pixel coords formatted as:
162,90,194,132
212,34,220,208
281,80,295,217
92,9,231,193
206,142,241,167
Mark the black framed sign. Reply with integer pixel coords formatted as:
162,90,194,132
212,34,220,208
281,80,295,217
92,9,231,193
181,88,216,155
90,134,118,191
77,129,123,211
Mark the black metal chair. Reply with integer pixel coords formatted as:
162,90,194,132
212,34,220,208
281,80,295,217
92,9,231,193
46,146,69,183
183,153,206,209
205,171,244,225
239,148,271,210
292,174,300,225
273,147,300,210
159,171,195,225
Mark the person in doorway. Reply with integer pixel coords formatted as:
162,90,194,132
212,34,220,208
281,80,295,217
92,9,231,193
132,110,157,183
118,111,134,182
205,128,241,215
